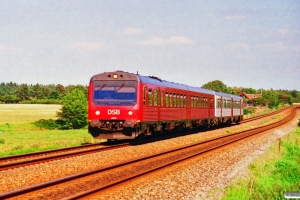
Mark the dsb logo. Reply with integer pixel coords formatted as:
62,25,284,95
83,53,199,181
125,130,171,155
108,109,120,115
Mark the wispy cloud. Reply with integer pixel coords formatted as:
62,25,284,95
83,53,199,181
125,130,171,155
257,42,287,50
69,42,105,50
136,36,193,45
121,28,144,35
0,43,5,50
278,29,300,36
224,42,249,50
225,15,246,20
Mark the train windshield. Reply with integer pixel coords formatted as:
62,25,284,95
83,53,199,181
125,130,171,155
93,80,137,105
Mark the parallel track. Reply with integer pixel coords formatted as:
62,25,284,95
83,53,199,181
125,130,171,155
0,143,129,171
1,106,297,199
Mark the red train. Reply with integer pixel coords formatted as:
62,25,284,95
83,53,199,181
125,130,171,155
88,71,243,140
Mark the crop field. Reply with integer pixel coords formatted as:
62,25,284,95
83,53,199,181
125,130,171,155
0,104,97,157
0,104,61,123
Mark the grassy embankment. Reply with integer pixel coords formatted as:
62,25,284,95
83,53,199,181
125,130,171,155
222,126,300,199
0,104,99,157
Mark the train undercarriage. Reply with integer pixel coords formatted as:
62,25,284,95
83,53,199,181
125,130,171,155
88,116,243,140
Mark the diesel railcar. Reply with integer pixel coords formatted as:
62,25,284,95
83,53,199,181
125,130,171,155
88,71,243,140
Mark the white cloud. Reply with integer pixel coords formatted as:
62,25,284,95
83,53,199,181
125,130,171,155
136,36,193,45
69,42,105,50
278,29,300,36
225,15,246,20
224,42,249,50
257,42,287,50
0,43,5,50
121,28,144,35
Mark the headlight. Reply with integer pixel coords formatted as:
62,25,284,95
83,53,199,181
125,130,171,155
95,110,100,115
128,111,133,115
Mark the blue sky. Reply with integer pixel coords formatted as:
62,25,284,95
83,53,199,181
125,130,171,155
1,1,299,90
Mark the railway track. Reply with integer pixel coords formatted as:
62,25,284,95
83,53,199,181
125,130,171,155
0,106,287,171
0,143,129,171
241,106,290,123
1,106,297,199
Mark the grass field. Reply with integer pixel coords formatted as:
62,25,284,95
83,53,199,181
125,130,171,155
0,104,99,157
222,127,300,199
0,104,61,123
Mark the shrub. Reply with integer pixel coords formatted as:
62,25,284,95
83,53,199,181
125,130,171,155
32,119,60,130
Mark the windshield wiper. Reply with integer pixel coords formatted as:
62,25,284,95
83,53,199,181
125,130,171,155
96,82,107,91
116,82,125,92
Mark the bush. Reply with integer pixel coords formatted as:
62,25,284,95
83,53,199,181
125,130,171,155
56,89,88,129
32,119,60,130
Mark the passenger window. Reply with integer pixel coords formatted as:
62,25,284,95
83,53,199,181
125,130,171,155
153,90,157,106
165,92,169,107
157,90,161,106
148,89,153,106
143,85,146,106
173,93,176,107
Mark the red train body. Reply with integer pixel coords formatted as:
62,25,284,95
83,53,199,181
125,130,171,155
88,71,243,140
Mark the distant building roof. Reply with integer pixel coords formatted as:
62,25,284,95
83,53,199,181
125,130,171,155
240,92,261,100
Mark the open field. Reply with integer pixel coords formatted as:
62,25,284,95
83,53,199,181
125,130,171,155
0,104,99,157
0,104,61,123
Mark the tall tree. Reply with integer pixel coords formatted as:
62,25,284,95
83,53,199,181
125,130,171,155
17,84,30,101
56,88,88,129
201,80,228,93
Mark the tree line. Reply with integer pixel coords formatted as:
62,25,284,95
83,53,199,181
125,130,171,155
1,81,299,130
1,81,300,107
0,82,87,104
202,80,300,108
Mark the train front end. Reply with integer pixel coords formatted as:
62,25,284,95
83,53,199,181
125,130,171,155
88,71,141,140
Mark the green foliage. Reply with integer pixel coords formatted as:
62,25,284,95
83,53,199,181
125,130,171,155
222,129,300,200
32,119,60,130
243,107,255,115
201,80,229,93
56,88,88,129
0,138,5,144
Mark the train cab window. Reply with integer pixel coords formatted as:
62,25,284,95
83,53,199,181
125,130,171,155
93,80,137,106
148,88,153,106
153,89,157,106
143,85,146,106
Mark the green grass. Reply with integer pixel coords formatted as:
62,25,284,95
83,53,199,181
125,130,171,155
0,123,100,157
222,127,300,200
0,104,101,157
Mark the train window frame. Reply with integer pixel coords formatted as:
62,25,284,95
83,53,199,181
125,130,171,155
161,90,164,107
157,90,161,107
153,89,157,106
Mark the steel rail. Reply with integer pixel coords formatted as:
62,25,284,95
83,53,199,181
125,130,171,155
0,143,129,171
